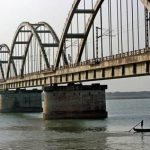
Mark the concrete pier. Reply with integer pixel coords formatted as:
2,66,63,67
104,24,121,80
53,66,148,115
43,84,107,119
0,89,43,113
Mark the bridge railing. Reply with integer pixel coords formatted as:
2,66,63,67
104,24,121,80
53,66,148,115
56,48,150,70
5,47,150,81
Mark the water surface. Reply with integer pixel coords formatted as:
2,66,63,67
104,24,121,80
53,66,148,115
0,99,150,150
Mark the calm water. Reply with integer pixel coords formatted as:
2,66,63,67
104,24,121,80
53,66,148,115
0,99,150,150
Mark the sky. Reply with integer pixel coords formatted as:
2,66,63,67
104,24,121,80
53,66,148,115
0,0,150,92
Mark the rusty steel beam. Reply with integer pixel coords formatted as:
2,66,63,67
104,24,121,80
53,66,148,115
15,41,29,44
42,43,59,47
36,30,51,33
75,9,94,14
11,56,24,60
66,33,85,39
0,61,8,64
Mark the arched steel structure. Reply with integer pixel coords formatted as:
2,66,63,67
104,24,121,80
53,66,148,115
141,0,150,10
54,0,149,69
6,22,59,79
55,0,104,68
0,44,16,81
0,0,148,83
0,0,149,90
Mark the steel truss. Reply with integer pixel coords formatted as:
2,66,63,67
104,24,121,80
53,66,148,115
6,22,59,79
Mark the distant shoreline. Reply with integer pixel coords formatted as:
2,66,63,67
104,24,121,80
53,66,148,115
106,91,150,100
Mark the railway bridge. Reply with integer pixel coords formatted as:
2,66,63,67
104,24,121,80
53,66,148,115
0,0,150,119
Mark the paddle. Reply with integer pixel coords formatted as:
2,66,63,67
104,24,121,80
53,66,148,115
128,120,143,132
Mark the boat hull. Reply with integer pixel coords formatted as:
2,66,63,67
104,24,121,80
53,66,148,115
133,128,150,132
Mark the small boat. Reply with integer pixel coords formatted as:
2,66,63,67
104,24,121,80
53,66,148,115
133,128,150,132
129,120,150,132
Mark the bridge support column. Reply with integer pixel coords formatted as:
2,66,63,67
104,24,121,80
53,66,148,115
0,89,43,113
43,84,107,119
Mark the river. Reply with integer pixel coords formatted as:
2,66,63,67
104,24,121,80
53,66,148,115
0,99,150,150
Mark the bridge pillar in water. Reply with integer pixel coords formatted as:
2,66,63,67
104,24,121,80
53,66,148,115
43,84,107,119
0,89,43,113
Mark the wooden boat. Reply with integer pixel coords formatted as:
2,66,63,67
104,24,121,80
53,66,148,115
133,128,150,132
129,120,150,132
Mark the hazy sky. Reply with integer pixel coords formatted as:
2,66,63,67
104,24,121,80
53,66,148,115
0,0,149,92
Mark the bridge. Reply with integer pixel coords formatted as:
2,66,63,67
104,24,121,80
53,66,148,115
0,0,150,119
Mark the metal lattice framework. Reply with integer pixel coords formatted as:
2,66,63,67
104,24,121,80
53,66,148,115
0,44,16,81
6,22,59,79
0,0,149,83
54,0,150,68
55,0,104,68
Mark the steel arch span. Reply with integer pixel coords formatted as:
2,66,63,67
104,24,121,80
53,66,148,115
0,44,16,81
55,0,105,68
141,0,150,10
54,0,150,69
0,0,149,88
6,22,59,79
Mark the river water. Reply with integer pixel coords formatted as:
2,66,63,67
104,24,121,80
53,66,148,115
0,99,150,150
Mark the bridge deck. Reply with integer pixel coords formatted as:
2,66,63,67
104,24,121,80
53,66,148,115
1,48,150,90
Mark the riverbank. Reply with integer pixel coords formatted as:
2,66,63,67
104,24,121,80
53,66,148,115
106,91,150,100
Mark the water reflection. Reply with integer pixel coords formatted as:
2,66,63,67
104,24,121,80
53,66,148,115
43,119,107,133
40,119,108,149
0,113,108,150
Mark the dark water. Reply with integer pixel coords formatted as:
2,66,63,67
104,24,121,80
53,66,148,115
0,99,150,150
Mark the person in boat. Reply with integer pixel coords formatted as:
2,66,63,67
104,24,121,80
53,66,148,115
141,120,143,129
